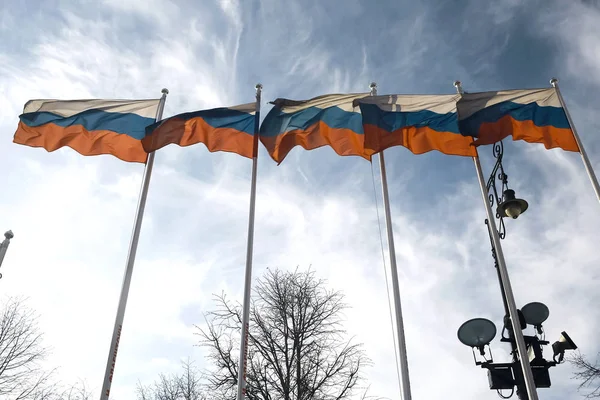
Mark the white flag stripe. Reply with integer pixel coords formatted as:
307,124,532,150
358,94,460,114
23,99,161,119
458,88,561,120
227,102,257,114
272,93,369,113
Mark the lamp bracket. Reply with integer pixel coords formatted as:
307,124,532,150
472,344,494,365
485,141,510,239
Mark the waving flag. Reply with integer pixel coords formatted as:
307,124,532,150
142,103,257,158
14,99,161,163
357,94,477,157
458,88,579,152
259,93,371,163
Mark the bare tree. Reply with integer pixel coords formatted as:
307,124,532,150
0,297,54,400
136,358,206,400
570,351,600,398
31,380,92,400
196,268,370,400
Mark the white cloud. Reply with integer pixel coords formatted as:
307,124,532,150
536,1,600,87
100,0,181,24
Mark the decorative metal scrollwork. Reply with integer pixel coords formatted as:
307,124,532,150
485,141,508,239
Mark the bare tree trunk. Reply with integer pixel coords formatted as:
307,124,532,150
296,343,301,400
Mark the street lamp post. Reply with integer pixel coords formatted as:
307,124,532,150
485,141,530,400
0,230,14,279
457,143,577,399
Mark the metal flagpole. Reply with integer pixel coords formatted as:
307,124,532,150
550,78,600,204
454,81,540,400
100,88,169,400
236,83,262,400
0,230,14,279
370,82,413,400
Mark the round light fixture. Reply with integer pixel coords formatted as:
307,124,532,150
497,189,528,219
521,302,550,326
457,318,497,348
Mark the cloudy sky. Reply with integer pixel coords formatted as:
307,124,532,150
1,0,600,399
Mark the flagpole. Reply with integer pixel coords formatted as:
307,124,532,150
99,88,168,400
0,230,14,279
454,81,540,400
550,78,600,204
236,83,262,400
370,83,413,400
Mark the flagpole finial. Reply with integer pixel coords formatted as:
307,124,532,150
453,80,463,94
369,82,377,96
550,78,559,86
161,88,169,95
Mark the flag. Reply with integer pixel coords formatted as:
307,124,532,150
14,99,161,163
259,93,371,163
357,94,477,157
457,88,579,152
142,103,257,158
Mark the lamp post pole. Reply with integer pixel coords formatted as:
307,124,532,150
458,138,573,397
484,141,528,400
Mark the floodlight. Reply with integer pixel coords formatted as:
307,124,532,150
497,189,528,219
522,302,550,330
487,365,514,390
458,318,497,352
552,331,577,363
